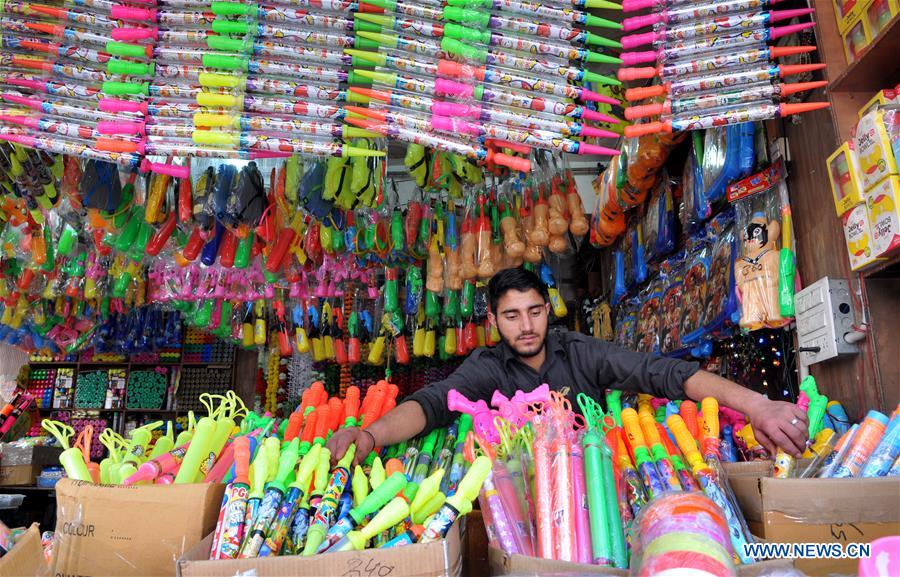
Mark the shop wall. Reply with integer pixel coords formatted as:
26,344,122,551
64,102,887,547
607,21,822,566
773,101,886,420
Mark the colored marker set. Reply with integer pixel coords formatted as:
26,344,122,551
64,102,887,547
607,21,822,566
617,0,831,137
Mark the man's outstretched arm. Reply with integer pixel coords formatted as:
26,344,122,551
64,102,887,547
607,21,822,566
326,400,427,466
684,370,809,457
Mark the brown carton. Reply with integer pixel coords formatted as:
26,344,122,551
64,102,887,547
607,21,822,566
52,479,225,577
176,521,463,577
0,446,63,487
488,546,793,576
726,465,900,576
0,524,49,577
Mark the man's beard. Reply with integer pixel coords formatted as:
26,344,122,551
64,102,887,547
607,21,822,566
502,332,545,358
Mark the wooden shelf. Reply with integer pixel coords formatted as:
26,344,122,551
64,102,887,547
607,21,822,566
830,15,900,92
862,250,900,278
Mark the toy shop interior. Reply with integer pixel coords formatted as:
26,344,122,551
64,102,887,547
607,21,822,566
0,0,897,573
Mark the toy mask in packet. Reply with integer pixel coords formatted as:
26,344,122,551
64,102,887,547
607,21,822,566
695,123,756,223
728,162,791,331
615,298,639,351
659,256,687,356
641,173,677,263
703,209,739,338
635,278,663,354
680,241,711,346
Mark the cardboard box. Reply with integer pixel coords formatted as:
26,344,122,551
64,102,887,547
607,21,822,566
842,11,873,64
177,520,463,577
0,524,49,577
856,108,900,191
827,142,866,215
488,547,627,575
834,0,867,32
842,203,885,270
726,468,900,576
0,445,62,486
867,175,900,256
488,546,794,576
53,479,225,577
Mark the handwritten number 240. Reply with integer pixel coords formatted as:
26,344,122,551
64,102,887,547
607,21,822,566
342,557,395,577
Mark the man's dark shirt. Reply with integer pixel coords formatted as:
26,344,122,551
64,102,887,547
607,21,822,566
407,329,701,432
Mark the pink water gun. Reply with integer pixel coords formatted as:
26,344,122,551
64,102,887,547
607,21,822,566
490,384,550,429
448,389,500,444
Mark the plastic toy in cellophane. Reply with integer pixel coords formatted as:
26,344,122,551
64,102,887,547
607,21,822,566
732,176,793,331
695,124,756,224
680,241,711,347
641,174,677,263
635,277,663,354
680,133,703,234
615,299,640,351
612,221,645,305
703,210,740,339
659,256,687,356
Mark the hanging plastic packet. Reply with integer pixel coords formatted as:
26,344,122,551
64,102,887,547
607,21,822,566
635,278,663,353
703,210,740,339
680,241,711,347
729,162,792,330
659,256,687,356
615,298,640,351
695,123,756,223
641,173,676,263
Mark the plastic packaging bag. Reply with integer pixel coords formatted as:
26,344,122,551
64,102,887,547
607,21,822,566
703,210,739,337
659,256,686,356
635,278,663,353
641,174,676,263
680,242,711,346
629,493,737,577
732,168,792,331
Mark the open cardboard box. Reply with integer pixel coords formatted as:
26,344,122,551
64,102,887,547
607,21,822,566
725,461,900,576
0,524,49,577
487,547,793,576
51,479,225,577
176,520,463,577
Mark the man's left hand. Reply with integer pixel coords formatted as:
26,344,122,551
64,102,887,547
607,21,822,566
745,398,809,458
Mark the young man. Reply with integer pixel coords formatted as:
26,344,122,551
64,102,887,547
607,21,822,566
328,267,809,465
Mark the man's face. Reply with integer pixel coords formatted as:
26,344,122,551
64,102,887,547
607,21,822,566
489,289,551,358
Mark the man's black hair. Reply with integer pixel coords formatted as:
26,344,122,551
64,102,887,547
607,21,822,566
487,267,550,313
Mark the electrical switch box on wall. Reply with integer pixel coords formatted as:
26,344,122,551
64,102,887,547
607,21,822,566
795,277,859,366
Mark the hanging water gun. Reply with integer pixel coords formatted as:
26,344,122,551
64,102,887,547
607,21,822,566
778,205,795,317
539,262,567,318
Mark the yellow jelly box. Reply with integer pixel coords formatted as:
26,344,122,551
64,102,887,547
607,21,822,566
834,0,867,33
842,203,884,270
842,11,873,64
855,108,900,191
867,176,900,257
866,0,898,38
827,142,866,215
858,87,900,119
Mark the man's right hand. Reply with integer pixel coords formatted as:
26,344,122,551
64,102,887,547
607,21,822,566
326,426,376,467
